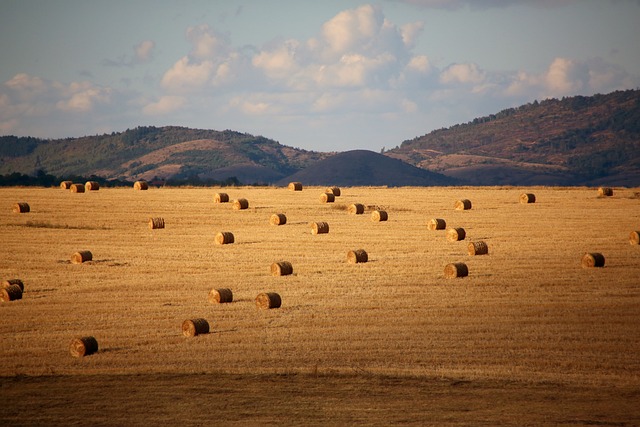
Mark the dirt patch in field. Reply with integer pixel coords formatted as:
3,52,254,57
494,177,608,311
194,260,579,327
1,373,638,426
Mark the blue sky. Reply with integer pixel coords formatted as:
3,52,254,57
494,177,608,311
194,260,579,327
1,0,639,152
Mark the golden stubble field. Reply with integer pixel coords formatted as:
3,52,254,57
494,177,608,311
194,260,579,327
1,185,639,426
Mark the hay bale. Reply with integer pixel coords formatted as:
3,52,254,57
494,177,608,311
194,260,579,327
256,292,282,309
71,250,93,264
444,262,469,278
311,221,329,235
214,192,229,203
12,202,30,213
454,199,472,210
60,181,72,189
371,210,388,222
133,180,148,190
468,241,488,256
326,186,341,196
582,252,605,268
348,203,365,215
148,217,165,229
2,279,24,292
598,187,613,197
1,284,23,302
85,181,100,191
270,213,287,225
347,249,368,264
520,193,535,204
182,318,210,337
271,261,293,276
69,336,98,357
320,193,335,203
208,288,233,304
427,218,446,230
70,183,85,193
215,231,235,245
288,182,303,191
630,231,640,245
446,227,466,241
232,198,249,210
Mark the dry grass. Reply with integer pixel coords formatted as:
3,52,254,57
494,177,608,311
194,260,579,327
1,185,639,425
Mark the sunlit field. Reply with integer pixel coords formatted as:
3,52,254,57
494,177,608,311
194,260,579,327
1,185,639,425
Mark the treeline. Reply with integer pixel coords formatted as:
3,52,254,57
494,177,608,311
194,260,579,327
0,170,244,188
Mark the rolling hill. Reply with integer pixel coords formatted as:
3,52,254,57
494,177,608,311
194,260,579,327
0,126,328,184
278,150,458,187
386,89,640,186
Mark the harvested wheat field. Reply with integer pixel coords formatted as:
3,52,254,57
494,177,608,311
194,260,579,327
1,186,639,426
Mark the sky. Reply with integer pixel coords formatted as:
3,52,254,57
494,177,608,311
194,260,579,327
1,0,639,152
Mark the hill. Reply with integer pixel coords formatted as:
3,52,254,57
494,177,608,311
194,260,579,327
277,150,458,187
0,126,328,184
386,89,640,186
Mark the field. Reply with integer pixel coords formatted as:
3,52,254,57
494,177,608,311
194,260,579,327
1,185,639,426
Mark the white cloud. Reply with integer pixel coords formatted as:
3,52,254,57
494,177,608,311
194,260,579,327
440,62,486,85
143,95,186,115
161,57,215,93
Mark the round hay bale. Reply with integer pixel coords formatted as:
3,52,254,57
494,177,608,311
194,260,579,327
371,210,388,222
348,203,365,215
133,180,149,190
468,241,488,256
347,249,368,264
582,252,605,268
148,217,165,229
2,279,24,292
208,288,233,304
215,231,235,245
630,231,640,245
427,218,446,230
232,198,249,210
446,227,466,241
288,182,303,191
60,181,73,189
271,261,293,276
520,193,536,204
444,262,469,278
69,336,98,357
598,187,613,197
1,285,23,302
85,181,100,191
71,250,92,264
70,183,85,193
256,292,282,309
326,186,341,196
270,213,287,225
12,202,30,213
320,193,335,203
311,221,329,235
182,318,210,337
214,192,229,203
454,199,472,210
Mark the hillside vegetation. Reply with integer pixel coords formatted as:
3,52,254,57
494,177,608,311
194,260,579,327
388,89,640,186
0,126,327,183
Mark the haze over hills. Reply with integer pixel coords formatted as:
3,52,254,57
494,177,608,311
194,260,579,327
0,89,639,186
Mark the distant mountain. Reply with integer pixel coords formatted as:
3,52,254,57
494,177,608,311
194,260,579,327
278,150,458,187
1,90,639,187
0,126,328,183
386,89,640,186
